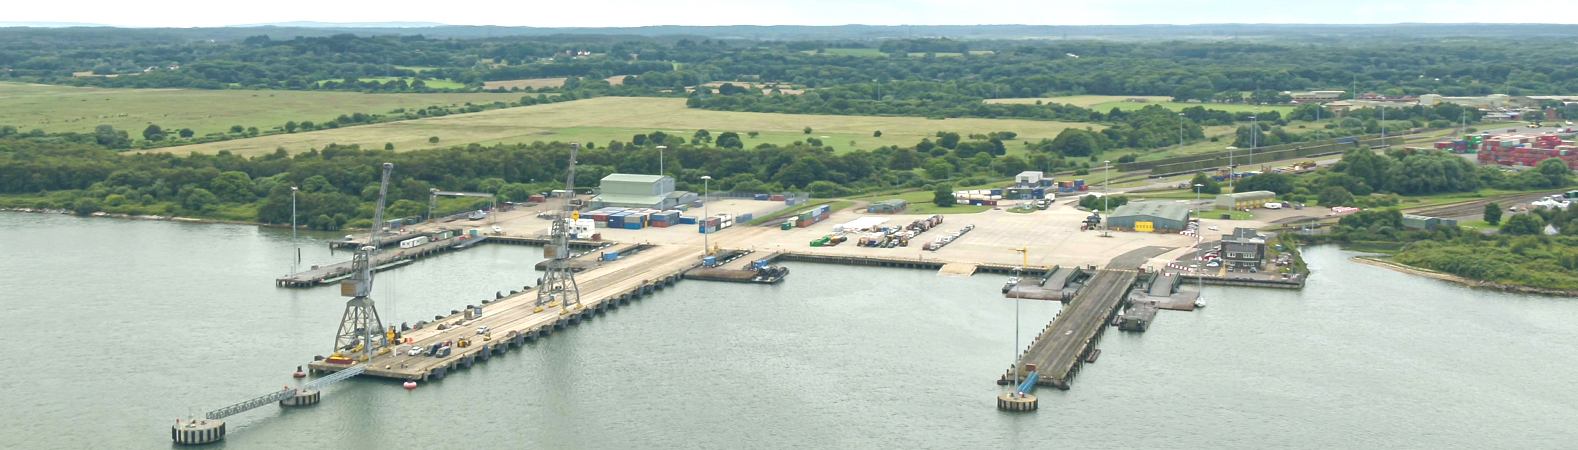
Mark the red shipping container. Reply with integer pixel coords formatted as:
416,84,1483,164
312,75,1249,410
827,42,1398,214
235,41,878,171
770,195,786,201
650,221,669,228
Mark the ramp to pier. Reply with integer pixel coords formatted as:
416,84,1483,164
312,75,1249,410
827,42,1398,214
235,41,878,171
938,263,978,277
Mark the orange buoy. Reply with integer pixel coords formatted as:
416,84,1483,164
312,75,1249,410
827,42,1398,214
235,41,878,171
293,365,307,378
403,381,418,390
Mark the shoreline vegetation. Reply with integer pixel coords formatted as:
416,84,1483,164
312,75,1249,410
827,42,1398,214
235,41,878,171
1351,255,1578,297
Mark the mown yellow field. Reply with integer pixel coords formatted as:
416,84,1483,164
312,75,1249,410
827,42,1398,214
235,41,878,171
156,97,1089,157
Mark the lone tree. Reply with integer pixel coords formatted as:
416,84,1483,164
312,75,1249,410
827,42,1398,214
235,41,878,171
933,183,956,207
803,126,813,134
1189,173,1223,195
1318,186,1354,207
428,136,440,143
142,124,163,141
873,130,882,137
1484,202,1502,225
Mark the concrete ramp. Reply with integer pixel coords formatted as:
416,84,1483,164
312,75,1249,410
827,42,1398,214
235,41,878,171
938,263,978,277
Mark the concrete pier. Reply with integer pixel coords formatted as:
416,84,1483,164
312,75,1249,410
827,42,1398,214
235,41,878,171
1012,268,1139,390
309,243,700,381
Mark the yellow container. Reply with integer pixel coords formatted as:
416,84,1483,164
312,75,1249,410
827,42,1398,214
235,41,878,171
1135,221,1154,232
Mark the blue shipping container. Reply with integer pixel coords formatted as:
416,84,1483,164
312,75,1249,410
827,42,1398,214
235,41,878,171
625,222,642,230
738,213,753,222
754,194,770,200
703,256,716,266
604,251,619,261
990,189,1004,196
680,217,697,225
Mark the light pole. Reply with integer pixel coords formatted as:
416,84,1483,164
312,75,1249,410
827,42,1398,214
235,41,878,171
1102,160,1111,237
1224,146,1237,192
1194,183,1205,301
290,186,298,276
1013,266,1022,388
1249,110,1258,165
700,175,711,254
656,145,667,176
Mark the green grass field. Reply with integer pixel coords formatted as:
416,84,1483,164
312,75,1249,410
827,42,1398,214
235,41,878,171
315,77,467,89
986,95,1171,108
803,48,887,57
1089,100,1297,115
0,82,521,138
866,190,992,215
154,97,1088,157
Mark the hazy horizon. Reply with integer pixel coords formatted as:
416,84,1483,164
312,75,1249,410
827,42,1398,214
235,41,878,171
9,0,1574,29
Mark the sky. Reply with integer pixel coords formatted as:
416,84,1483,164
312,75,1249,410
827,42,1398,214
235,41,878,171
8,0,1575,28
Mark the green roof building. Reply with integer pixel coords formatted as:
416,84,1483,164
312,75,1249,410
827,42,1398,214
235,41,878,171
1108,202,1194,232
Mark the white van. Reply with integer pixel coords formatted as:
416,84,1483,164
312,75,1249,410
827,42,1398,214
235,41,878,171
1264,202,1282,210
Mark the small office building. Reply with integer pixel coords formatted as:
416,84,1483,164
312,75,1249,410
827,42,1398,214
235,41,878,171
1219,227,1267,269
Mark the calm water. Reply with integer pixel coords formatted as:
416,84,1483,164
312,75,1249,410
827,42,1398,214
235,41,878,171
0,213,1574,449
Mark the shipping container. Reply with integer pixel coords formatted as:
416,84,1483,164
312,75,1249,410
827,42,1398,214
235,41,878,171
604,251,619,261
624,222,642,230
650,221,669,228
771,194,787,201
679,216,698,225
738,213,754,222
703,256,716,266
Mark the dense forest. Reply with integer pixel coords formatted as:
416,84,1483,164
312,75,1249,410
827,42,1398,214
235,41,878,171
4,30,1578,98
0,126,1100,228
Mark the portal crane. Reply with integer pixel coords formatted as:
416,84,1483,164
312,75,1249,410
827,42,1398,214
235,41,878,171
333,162,393,361
537,143,582,313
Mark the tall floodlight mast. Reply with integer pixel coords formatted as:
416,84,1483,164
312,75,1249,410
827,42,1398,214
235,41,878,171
538,143,583,314
334,162,394,361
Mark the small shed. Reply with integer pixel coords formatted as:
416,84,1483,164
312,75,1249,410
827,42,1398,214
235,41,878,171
1402,214,1457,231
1213,191,1277,210
868,199,908,214
1015,171,1044,186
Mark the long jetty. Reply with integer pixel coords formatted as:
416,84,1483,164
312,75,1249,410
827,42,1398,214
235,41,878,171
308,243,702,381
1010,268,1139,390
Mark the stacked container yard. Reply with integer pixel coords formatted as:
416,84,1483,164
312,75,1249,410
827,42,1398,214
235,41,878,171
1477,133,1578,169
650,210,682,228
699,216,721,234
795,204,833,228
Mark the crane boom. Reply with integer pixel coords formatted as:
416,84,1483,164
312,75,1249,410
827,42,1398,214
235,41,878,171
348,163,392,298
367,162,395,251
